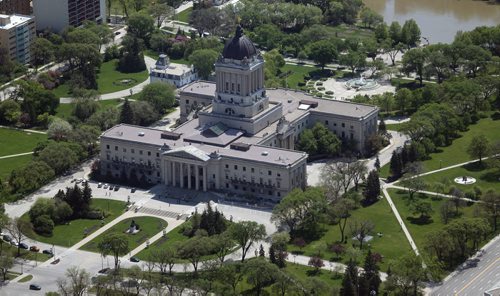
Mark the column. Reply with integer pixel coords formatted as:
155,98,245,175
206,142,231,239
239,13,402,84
202,166,207,192
187,164,192,189
180,163,184,188
171,162,175,187
195,165,200,191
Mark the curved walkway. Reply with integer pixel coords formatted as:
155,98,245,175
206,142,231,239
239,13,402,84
59,56,156,104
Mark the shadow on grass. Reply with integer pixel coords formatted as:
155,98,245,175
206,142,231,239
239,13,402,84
406,216,433,225
463,162,487,172
306,269,322,277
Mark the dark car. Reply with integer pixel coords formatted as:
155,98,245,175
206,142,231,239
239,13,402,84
114,186,120,191
29,284,41,290
115,31,121,36
109,185,114,190
42,249,54,257
131,188,136,193
2,235,11,242
19,242,29,249
98,267,111,274
130,256,140,263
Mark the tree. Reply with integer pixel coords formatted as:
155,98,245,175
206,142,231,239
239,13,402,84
98,233,129,271
148,3,174,28
178,236,212,274
402,48,427,85
481,190,500,232
48,118,73,141
308,256,324,272
138,82,175,113
32,38,55,66
119,35,146,73
340,259,359,296
73,95,100,121
350,219,375,250
439,200,455,224
33,214,54,236
8,161,55,194
359,250,381,296
363,170,380,205
189,49,218,80
120,98,134,124
129,101,160,126
331,198,355,243
400,175,426,203
244,258,279,296
385,254,427,296
6,217,32,257
296,129,317,155
57,266,91,296
467,135,491,164
0,255,13,281
374,155,381,171
360,7,383,29
229,221,266,262
149,247,176,275
0,99,21,125
339,50,367,73
211,233,233,265
410,200,434,221
127,12,155,45
308,40,337,69
37,142,79,175
401,19,421,48
390,151,403,178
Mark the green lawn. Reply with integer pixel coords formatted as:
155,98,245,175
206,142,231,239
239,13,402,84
387,189,478,252
421,163,500,194
385,123,404,132
284,263,342,288
0,154,32,180
0,128,47,157
329,24,375,42
80,216,168,253
0,243,51,262
55,99,122,120
421,117,499,172
22,199,127,247
175,7,192,23
281,64,322,90
18,274,33,282
52,59,148,97
287,197,411,271
135,222,187,260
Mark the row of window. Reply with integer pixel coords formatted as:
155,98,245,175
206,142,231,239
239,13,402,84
224,164,280,176
325,120,353,129
106,145,160,158
224,183,280,197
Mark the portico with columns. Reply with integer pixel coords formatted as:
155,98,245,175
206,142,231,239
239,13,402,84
162,146,210,192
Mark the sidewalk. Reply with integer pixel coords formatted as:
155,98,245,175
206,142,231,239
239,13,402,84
0,152,33,160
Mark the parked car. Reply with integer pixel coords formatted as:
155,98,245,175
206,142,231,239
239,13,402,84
42,249,54,257
29,284,41,290
30,246,40,252
131,188,136,193
2,234,11,242
97,183,103,188
19,243,29,249
109,185,114,190
130,256,140,263
114,186,120,191
10,241,18,247
115,31,121,36
103,184,109,189
98,267,111,274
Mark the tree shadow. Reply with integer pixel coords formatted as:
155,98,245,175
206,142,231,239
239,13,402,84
463,162,487,172
481,171,500,183
407,216,433,225
306,269,321,277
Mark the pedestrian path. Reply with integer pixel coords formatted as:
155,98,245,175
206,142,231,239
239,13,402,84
0,152,33,160
388,185,481,203
136,206,184,219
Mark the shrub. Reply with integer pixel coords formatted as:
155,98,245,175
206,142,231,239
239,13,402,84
316,82,323,86
325,90,334,95
317,87,325,91
86,210,104,220
34,215,54,236
298,82,306,87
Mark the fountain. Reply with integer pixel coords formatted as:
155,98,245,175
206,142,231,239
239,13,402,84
344,76,379,91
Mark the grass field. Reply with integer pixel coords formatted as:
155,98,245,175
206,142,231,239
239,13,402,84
52,59,148,97
284,263,343,288
0,154,32,180
175,7,192,23
287,197,410,271
329,24,375,41
385,123,404,132
281,64,322,90
0,128,47,157
18,274,33,282
135,222,187,260
55,99,122,120
421,117,499,172
421,163,500,194
22,199,127,247
80,216,168,253
1,243,51,262
387,189,479,251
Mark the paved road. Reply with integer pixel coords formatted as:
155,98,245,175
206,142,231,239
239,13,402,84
431,235,500,296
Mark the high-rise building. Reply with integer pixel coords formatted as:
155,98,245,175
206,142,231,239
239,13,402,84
0,13,35,64
0,0,32,15
33,0,105,32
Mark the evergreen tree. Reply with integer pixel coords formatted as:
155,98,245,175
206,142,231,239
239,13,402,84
359,250,381,295
120,98,134,124
390,151,403,178
54,189,65,201
378,117,387,134
81,182,92,215
340,259,359,296
374,155,381,171
276,249,287,268
363,170,381,205
259,244,265,257
269,245,277,265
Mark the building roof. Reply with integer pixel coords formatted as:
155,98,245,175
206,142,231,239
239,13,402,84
222,25,258,60
0,13,32,29
151,62,193,77
179,81,216,98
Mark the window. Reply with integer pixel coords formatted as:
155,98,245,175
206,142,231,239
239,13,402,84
350,125,353,129
334,123,337,126
325,120,329,125
237,84,240,93
148,151,151,156
157,172,160,177
226,183,229,188
186,99,189,104
156,153,159,157
123,148,126,152
251,168,255,173
231,83,234,91
234,165,238,170
106,155,110,160
226,175,229,180
342,131,345,138
277,173,281,177
350,133,354,139
278,192,281,197
131,149,135,153
139,150,143,155
234,185,238,190
225,164,229,169
268,170,272,176
277,182,280,188
213,174,215,178
268,191,272,195
342,123,345,128
243,167,246,171
114,146,118,151
225,82,229,90
106,145,110,149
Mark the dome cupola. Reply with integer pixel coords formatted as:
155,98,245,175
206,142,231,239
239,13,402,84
222,25,257,60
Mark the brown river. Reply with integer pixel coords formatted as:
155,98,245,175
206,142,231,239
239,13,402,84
363,0,500,43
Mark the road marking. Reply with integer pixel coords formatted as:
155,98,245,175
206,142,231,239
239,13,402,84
454,258,500,296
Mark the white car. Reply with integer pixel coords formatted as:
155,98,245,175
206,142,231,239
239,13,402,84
103,184,109,189
97,183,103,188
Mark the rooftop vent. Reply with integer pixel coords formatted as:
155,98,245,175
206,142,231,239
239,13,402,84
261,151,269,156
138,132,145,137
161,131,181,140
230,142,250,151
